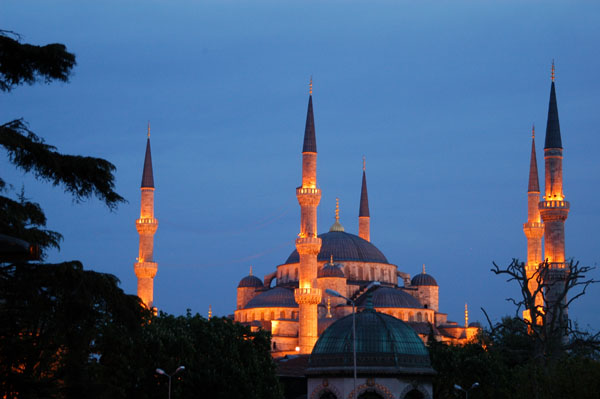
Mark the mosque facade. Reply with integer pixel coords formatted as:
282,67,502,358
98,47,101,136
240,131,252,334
233,82,479,357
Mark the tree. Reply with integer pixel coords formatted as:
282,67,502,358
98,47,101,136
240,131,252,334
0,30,124,258
0,261,151,398
489,259,599,360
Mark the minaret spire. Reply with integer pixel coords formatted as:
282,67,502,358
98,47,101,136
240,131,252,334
538,63,570,328
134,126,159,309
358,157,371,241
294,81,322,354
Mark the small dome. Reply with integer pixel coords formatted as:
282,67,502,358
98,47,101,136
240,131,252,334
318,261,345,278
237,274,263,288
308,309,433,374
244,287,298,309
285,231,388,264
411,273,438,287
357,286,423,309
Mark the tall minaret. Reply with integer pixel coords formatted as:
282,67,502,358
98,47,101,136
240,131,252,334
538,62,570,320
523,125,544,320
358,157,370,241
134,124,159,309
294,79,323,354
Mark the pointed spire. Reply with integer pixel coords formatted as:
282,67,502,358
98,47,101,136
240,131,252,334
528,125,540,193
359,158,370,217
141,128,155,188
302,79,317,153
544,62,562,149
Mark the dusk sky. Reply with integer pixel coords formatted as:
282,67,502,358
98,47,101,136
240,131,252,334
2,1,599,331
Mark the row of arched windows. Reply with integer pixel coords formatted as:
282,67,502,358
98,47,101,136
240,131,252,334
239,310,299,322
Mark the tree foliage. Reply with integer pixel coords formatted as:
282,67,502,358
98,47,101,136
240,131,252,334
0,30,124,257
0,261,283,399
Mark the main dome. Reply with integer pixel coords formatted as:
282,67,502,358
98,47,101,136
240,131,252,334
307,309,433,375
284,231,389,264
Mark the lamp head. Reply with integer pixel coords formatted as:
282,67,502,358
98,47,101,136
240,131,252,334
156,368,166,375
175,366,185,374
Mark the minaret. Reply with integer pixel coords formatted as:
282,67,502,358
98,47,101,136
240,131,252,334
134,124,159,309
294,79,323,354
538,62,570,322
523,125,544,320
358,157,370,241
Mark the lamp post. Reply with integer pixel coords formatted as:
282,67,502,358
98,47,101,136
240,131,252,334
325,281,380,399
454,382,479,399
156,366,185,399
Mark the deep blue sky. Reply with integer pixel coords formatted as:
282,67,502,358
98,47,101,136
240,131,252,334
2,1,599,330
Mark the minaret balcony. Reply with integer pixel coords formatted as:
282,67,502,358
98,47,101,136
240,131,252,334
296,187,320,195
295,287,322,304
296,187,322,206
136,218,158,234
539,200,570,210
134,261,158,279
295,236,322,255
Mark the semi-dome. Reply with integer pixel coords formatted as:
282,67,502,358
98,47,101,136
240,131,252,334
318,260,345,278
411,273,438,287
307,308,433,375
357,286,423,309
284,231,388,265
238,274,263,288
244,287,298,309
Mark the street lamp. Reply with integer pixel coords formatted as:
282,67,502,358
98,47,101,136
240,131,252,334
454,382,479,399
156,366,185,399
325,281,380,399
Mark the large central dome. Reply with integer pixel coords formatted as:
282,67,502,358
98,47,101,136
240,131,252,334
284,231,389,264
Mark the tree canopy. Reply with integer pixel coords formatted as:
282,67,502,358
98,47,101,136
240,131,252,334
0,30,124,258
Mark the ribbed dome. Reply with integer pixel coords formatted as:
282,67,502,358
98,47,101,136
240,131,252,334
308,309,432,374
238,275,263,288
411,273,438,287
357,286,423,309
318,262,345,278
284,231,388,264
244,287,298,309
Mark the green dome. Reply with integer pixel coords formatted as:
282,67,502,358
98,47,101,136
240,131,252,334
308,309,433,375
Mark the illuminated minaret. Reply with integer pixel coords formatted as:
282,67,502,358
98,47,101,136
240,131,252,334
523,125,544,320
358,157,370,242
538,62,570,321
134,124,159,309
294,79,323,354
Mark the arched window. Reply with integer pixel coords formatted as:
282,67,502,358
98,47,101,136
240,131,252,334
358,266,364,280
285,270,289,282
294,268,298,280
250,312,254,320
270,311,275,320
280,311,285,319
260,312,264,321
358,391,384,399
416,312,422,322
409,312,414,322
273,341,277,350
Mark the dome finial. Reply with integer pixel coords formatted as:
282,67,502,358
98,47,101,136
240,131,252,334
532,123,535,139
249,265,253,276
208,304,212,320
147,121,150,138
309,76,313,96
329,198,345,232
422,264,426,274
362,156,366,172
551,59,555,82
464,303,469,327
326,297,332,318
330,254,334,264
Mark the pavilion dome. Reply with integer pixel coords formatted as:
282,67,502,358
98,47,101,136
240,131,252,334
284,231,389,265
411,273,438,287
307,308,433,375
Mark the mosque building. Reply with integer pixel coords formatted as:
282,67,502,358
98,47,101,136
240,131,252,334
232,81,479,357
